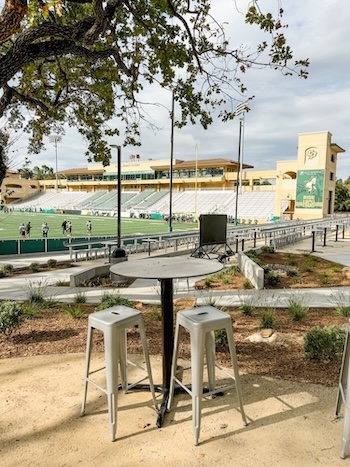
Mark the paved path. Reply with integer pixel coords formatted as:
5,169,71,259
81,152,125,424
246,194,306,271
0,233,350,307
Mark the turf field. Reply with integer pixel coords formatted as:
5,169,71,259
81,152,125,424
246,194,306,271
0,211,198,240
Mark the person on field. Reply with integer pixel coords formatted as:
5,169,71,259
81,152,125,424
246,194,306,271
61,219,67,234
86,220,92,236
42,222,49,238
19,223,26,239
66,220,72,236
26,222,31,238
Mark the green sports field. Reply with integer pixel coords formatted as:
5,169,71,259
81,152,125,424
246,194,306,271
0,211,198,240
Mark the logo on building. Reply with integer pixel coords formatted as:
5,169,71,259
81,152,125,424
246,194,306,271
305,147,318,159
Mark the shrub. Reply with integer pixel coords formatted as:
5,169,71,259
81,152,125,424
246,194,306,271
264,271,280,286
47,259,58,268
288,296,308,321
227,265,238,276
24,280,48,305
243,279,253,289
304,326,346,360
215,329,228,348
0,302,24,337
286,268,298,277
330,290,350,317
245,250,259,262
74,291,87,303
95,293,132,311
2,264,14,275
204,276,214,288
29,262,40,273
260,308,276,329
64,304,85,319
22,302,40,319
149,305,161,321
260,245,275,254
240,303,254,316
0,269,6,278
320,273,331,285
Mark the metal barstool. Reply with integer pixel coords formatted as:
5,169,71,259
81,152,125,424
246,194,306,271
167,305,247,445
81,305,158,441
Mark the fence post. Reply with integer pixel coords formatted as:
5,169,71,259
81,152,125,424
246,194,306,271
311,230,316,252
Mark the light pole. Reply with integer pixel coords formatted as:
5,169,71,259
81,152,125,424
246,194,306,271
233,101,249,225
168,89,175,233
110,144,122,248
49,135,62,193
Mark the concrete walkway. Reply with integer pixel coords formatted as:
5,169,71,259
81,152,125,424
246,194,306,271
0,233,350,307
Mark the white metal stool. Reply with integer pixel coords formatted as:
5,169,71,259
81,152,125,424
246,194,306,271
167,305,247,445
81,305,158,441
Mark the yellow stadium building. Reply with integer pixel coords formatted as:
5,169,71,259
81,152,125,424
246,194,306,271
1,131,345,221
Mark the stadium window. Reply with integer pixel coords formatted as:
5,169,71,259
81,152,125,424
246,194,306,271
331,154,335,162
330,172,334,181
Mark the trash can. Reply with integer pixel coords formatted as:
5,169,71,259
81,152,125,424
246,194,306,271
109,248,128,284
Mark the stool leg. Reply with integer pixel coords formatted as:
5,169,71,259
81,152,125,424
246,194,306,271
340,358,350,458
226,324,247,426
191,329,205,446
138,320,159,411
104,327,119,441
81,325,93,416
167,321,182,410
118,329,127,390
205,330,216,392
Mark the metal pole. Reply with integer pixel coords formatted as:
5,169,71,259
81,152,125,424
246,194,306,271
234,119,243,225
110,144,122,248
168,90,175,233
117,145,121,248
49,135,62,193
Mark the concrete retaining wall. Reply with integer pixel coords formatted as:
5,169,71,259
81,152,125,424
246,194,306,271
70,264,110,287
237,249,264,290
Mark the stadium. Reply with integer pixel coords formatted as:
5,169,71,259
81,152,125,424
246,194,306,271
1,131,345,227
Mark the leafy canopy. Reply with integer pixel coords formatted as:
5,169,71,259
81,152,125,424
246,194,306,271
0,0,309,175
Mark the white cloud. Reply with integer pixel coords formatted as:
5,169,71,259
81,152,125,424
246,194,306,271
10,0,350,179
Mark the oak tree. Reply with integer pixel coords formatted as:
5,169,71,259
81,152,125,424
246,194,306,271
0,0,308,184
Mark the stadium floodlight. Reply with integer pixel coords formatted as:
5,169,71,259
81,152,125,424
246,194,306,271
234,101,249,225
49,135,62,193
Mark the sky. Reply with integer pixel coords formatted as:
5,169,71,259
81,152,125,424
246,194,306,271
8,0,350,180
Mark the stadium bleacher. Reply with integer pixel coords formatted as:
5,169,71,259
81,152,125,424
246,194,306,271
10,188,279,222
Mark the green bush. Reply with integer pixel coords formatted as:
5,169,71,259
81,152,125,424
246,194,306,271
304,326,346,360
74,291,87,303
215,329,228,348
288,296,308,321
0,269,6,278
29,262,40,273
204,276,214,288
2,264,14,275
243,279,253,289
264,271,280,286
95,293,132,311
0,302,25,337
260,308,276,329
286,268,297,277
25,280,48,305
47,259,58,268
260,245,275,254
64,304,85,319
240,303,254,316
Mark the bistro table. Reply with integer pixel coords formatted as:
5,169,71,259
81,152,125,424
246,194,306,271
110,256,223,427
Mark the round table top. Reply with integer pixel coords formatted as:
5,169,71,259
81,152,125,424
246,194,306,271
110,256,223,280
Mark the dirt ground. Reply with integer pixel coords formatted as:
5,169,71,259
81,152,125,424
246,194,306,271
0,300,347,387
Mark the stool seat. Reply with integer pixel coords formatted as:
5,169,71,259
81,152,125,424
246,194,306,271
81,305,158,441
167,306,247,445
